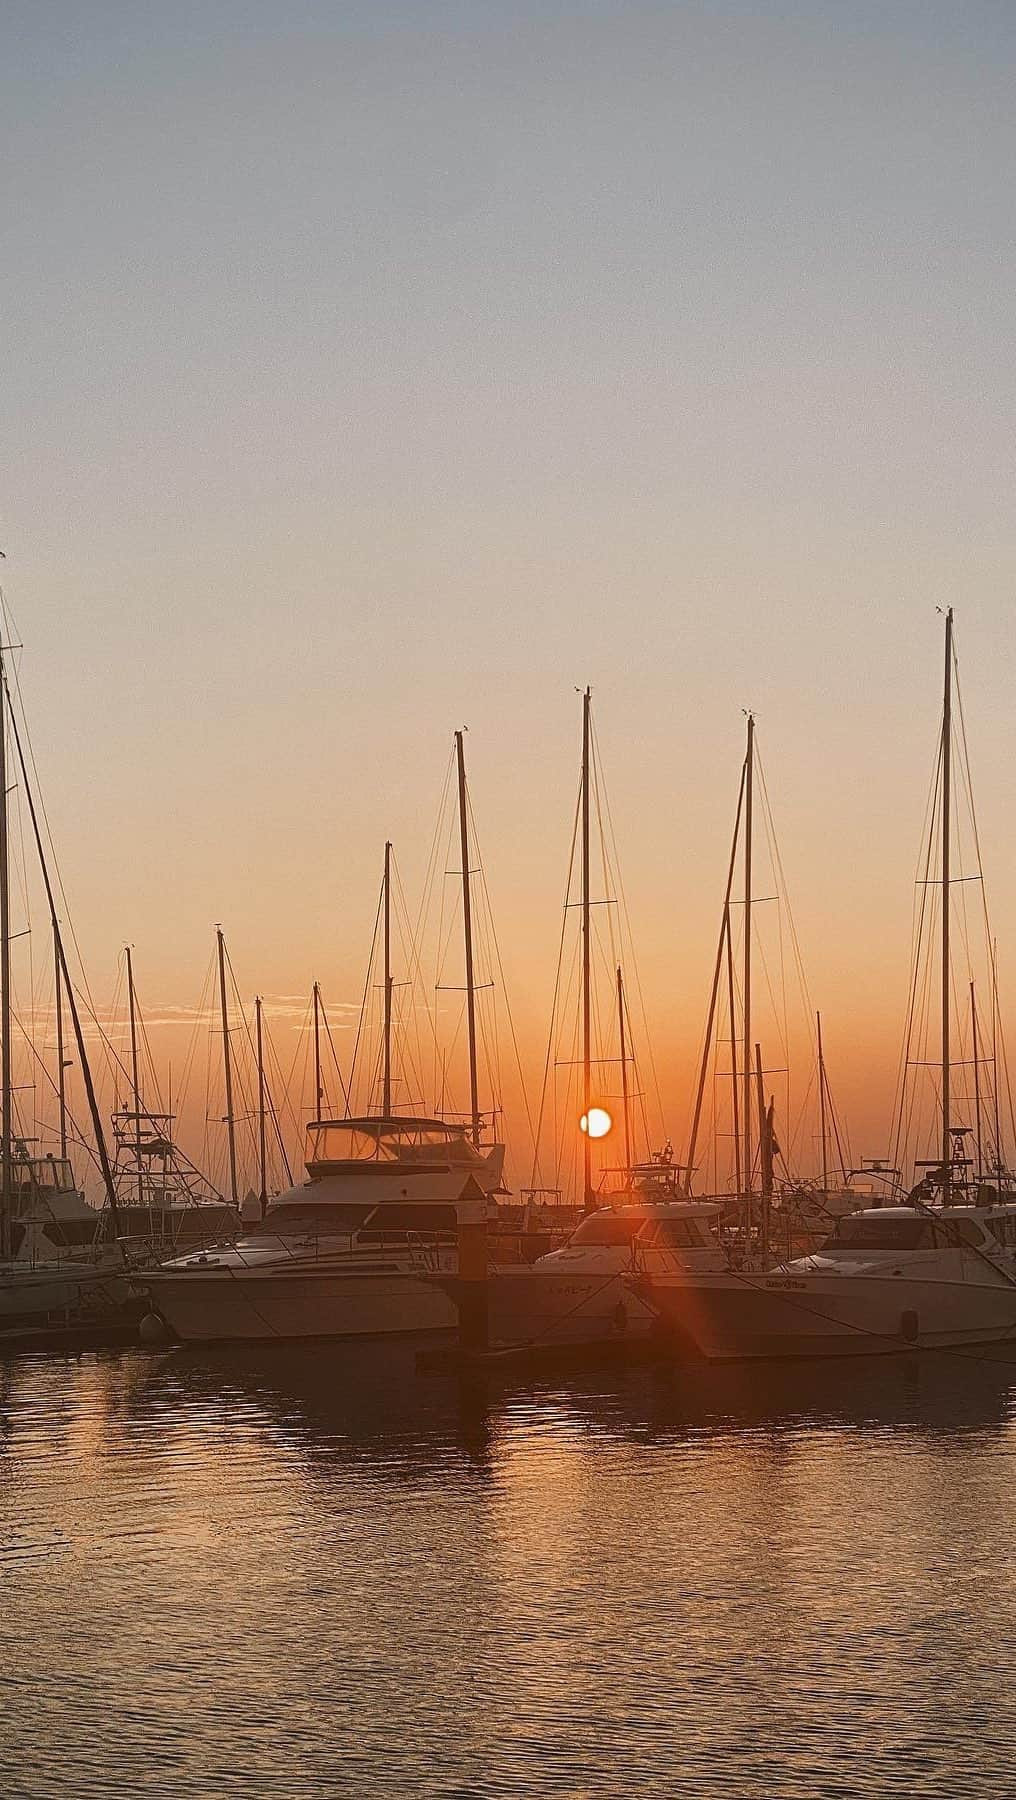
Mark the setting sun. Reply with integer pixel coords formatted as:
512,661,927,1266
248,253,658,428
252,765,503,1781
580,1106,613,1140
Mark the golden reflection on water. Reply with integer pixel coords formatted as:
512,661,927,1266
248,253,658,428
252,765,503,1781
3,1345,1016,1798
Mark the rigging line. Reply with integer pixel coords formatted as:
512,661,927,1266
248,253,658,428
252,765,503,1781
223,946,272,1179
398,835,453,1107
431,761,462,1112
753,747,815,1041
410,743,456,1010
349,876,384,1113
590,711,666,1147
530,764,583,1196
255,1004,295,1189
280,993,313,1128
754,749,836,1178
3,635,103,1031
11,1006,102,1180
890,738,943,1175
432,812,460,1112
620,973,651,1165
390,854,433,1112
551,931,583,1193
69,971,155,1130
318,996,351,1113
261,1006,302,1173
954,657,1012,1139
385,849,430,1109
175,950,217,1140
126,962,170,1124
753,750,794,1129
468,793,539,1162
684,758,747,1186
995,947,1016,1163
900,892,940,1174
11,736,37,1147
892,852,935,1173
107,958,219,1194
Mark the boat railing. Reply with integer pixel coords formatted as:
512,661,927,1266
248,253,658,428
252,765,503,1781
181,1227,459,1273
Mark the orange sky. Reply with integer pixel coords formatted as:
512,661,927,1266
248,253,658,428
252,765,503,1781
3,5,1015,1201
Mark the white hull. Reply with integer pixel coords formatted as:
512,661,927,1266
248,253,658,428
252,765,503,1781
488,1266,657,1347
144,1260,461,1343
646,1267,1016,1361
0,1260,130,1329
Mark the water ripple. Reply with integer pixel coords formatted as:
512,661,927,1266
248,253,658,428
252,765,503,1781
3,1344,1016,1797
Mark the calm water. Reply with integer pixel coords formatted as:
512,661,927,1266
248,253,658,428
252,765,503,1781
3,1342,1016,1799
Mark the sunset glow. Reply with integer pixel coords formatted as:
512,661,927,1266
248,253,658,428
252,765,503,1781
580,1107,613,1141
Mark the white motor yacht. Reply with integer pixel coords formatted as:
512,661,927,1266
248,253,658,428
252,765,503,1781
139,1117,504,1343
0,1150,128,1332
486,1192,728,1349
638,1202,1016,1360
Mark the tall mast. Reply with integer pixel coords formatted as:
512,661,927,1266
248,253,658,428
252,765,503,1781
941,608,953,1204
54,920,67,1160
991,939,1003,1180
726,907,741,1200
313,980,323,1122
216,926,238,1206
817,1010,829,1194
6,688,118,1223
256,994,267,1209
125,945,144,1207
617,965,631,1174
382,841,393,1118
581,687,593,1212
684,760,746,1193
971,981,982,1188
0,645,10,1256
755,1043,772,1261
455,730,480,1147
742,714,754,1200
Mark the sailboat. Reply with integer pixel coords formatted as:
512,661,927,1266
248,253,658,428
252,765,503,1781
109,944,240,1252
481,691,729,1350
0,636,130,1340
640,611,1016,1360
680,712,858,1253
141,751,506,1343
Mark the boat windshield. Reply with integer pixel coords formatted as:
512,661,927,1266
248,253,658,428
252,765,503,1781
823,1215,936,1251
640,1216,713,1249
565,1212,642,1249
306,1120,478,1166
11,1156,75,1192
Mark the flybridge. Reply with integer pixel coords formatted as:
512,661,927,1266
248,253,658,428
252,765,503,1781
304,1117,496,1170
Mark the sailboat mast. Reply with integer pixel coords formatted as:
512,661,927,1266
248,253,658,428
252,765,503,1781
817,1010,829,1194
992,939,1003,1180
971,981,982,1187
125,945,144,1207
455,731,480,1147
617,965,631,1174
0,647,10,1255
742,714,754,1200
54,920,67,1160
941,608,953,1205
256,994,267,1209
5,688,118,1222
382,841,393,1118
313,980,323,1122
726,908,741,1200
216,926,238,1206
581,687,593,1212
684,760,746,1193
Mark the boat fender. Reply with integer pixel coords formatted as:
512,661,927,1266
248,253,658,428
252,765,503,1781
139,1312,169,1345
612,1300,628,1334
